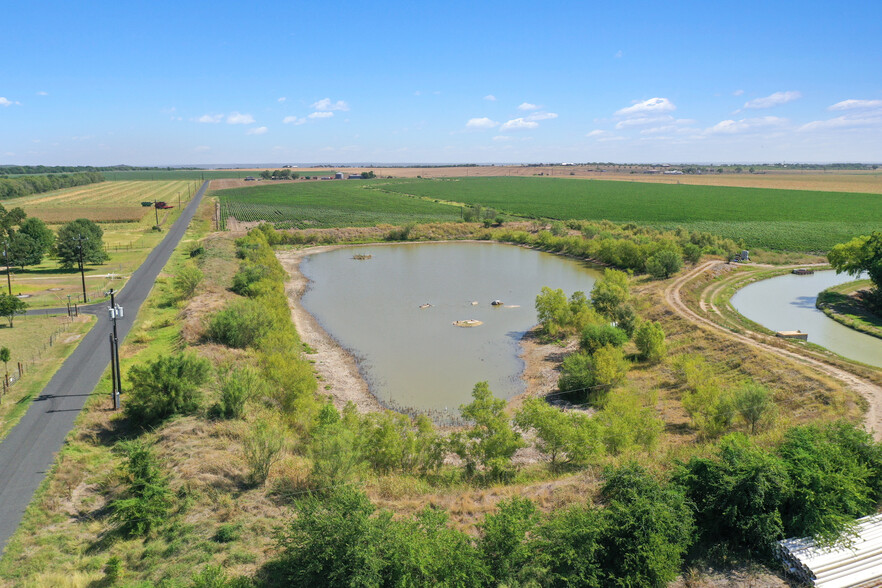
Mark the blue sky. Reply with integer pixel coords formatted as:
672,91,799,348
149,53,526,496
2,0,881,165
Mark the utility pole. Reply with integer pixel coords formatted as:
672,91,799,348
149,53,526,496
73,234,88,303
154,200,159,226
2,241,10,296
108,288,123,409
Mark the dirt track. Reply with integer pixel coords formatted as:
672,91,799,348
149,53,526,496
665,261,882,440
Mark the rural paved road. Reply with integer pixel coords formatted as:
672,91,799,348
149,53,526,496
0,181,208,555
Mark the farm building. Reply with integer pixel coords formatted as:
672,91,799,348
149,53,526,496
335,172,344,179
348,174,363,179
778,514,882,587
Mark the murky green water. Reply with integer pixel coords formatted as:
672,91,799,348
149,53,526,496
730,270,882,368
300,242,602,414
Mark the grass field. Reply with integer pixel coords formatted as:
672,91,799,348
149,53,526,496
215,181,462,229
372,177,882,251
4,181,199,307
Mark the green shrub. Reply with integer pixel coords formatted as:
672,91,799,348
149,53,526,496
478,497,540,585
599,464,694,586
207,298,275,349
173,262,204,299
675,434,790,559
515,397,601,468
634,321,666,363
125,353,211,426
110,440,172,537
558,352,595,395
213,366,265,419
213,523,242,543
580,323,628,354
592,344,629,390
244,420,284,486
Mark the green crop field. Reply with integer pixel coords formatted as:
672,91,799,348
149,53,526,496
215,181,462,229
374,177,882,251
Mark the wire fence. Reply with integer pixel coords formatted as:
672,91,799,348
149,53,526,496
1,313,82,398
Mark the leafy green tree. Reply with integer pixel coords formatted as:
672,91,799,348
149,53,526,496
645,249,683,279
309,403,362,491
454,381,525,480
17,217,54,256
8,232,42,268
213,366,266,419
634,321,666,363
110,440,172,537
592,344,629,390
0,346,9,380
580,323,628,354
360,170,376,179
828,232,882,309
0,294,27,327
535,287,599,339
591,269,630,318
55,218,108,269
0,204,26,239
599,464,694,587
596,392,664,455
125,352,211,426
515,398,600,468
478,497,540,585
675,434,791,559
733,382,774,434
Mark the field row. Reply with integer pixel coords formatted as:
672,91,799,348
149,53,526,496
7,181,199,225
216,182,461,229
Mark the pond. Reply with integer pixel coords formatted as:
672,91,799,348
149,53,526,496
730,270,882,368
299,242,603,414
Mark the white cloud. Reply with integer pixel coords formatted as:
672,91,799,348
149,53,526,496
493,135,513,141
484,94,497,101
283,115,306,125
614,50,623,58
518,102,540,111
708,116,787,134
0,97,10,107
526,112,558,121
743,91,801,109
615,97,676,117
194,145,210,152
466,117,498,129
414,90,422,96
36,91,48,96
799,115,882,132
246,126,268,135
616,115,673,129
197,114,222,123
308,111,334,119
312,98,349,111
733,89,744,96
278,97,286,103
586,130,606,137
828,99,882,111
500,118,539,131
227,112,255,124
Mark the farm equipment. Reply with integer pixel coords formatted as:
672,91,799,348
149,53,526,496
140,201,153,207
154,201,174,209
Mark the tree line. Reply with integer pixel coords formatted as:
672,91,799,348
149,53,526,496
0,171,103,200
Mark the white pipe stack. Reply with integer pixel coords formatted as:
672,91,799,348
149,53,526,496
778,514,882,587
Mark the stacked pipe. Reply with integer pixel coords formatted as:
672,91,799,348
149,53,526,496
777,514,882,587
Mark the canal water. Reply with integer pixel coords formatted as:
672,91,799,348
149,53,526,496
730,270,882,368
299,242,602,413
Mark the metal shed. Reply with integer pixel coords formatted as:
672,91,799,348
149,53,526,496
778,514,882,587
